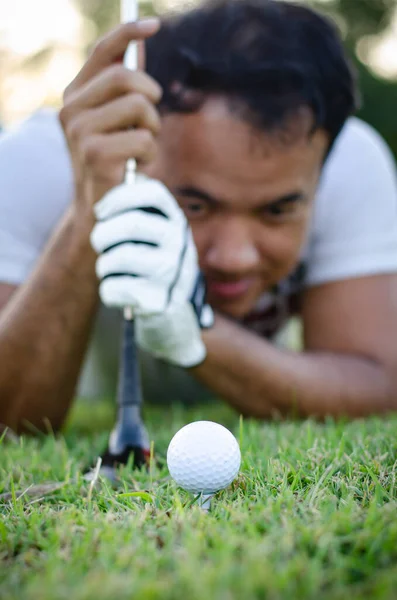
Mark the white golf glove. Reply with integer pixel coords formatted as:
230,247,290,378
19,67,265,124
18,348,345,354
136,272,214,367
90,175,213,368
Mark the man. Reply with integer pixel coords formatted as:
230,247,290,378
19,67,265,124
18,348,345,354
0,0,397,433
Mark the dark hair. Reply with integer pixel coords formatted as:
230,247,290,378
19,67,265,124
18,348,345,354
146,0,359,150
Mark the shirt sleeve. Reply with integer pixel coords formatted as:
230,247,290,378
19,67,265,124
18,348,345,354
0,109,74,285
305,117,397,287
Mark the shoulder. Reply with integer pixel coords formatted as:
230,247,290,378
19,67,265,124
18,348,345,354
0,107,72,177
333,117,393,155
305,118,397,286
312,117,397,234
0,108,74,240
319,117,396,199
0,109,74,284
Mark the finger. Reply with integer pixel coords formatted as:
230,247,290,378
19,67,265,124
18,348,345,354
66,19,160,94
138,40,145,71
95,178,186,222
96,244,174,280
96,244,185,288
99,277,167,314
91,210,174,252
81,129,158,171
96,244,157,278
73,94,161,138
64,67,162,112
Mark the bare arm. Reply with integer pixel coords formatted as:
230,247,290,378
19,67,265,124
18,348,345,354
192,275,397,419
0,20,161,432
0,206,98,433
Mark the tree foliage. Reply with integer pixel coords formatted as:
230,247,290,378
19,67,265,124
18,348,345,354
71,0,155,38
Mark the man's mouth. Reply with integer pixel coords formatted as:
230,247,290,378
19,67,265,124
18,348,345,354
206,278,255,300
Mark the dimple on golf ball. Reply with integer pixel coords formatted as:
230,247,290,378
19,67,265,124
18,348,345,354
167,421,241,494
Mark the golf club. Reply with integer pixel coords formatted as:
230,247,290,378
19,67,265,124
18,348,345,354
86,0,150,482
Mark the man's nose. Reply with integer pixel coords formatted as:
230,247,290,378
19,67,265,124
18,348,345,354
205,217,260,274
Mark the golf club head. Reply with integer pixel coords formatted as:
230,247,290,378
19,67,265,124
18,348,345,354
101,444,150,470
84,437,150,483
103,406,150,470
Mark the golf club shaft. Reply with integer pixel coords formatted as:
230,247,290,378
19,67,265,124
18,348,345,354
84,0,148,478
107,0,147,458
122,0,139,191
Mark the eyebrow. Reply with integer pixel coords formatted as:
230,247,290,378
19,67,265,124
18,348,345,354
174,186,305,210
174,186,221,206
267,192,305,207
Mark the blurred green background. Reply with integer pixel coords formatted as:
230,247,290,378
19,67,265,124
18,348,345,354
1,0,396,158
76,0,397,158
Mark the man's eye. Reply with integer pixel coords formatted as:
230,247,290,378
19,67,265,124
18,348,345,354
188,202,204,212
268,204,284,216
265,202,295,218
181,200,208,218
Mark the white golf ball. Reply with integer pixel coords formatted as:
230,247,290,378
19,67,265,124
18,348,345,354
167,421,241,494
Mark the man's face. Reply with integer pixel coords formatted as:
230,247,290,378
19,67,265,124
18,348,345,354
144,97,329,318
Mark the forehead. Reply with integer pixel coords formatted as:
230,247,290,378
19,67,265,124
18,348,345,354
153,97,329,202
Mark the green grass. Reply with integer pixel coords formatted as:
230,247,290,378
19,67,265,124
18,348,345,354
2,400,397,599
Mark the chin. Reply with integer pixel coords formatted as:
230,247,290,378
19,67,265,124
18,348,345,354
210,296,258,320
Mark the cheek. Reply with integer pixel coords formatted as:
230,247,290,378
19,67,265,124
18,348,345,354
188,222,208,267
139,162,159,180
189,215,309,279
257,219,309,277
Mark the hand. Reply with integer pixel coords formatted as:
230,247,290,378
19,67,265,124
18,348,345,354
90,175,199,315
136,278,214,367
90,175,213,367
59,19,162,213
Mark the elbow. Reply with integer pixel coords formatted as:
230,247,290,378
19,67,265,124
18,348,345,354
296,379,397,421
0,390,21,435
0,388,68,436
16,415,66,436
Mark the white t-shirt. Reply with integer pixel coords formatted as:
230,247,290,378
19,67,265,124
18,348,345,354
1,109,397,399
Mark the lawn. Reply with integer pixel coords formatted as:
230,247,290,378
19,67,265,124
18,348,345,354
1,400,397,599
